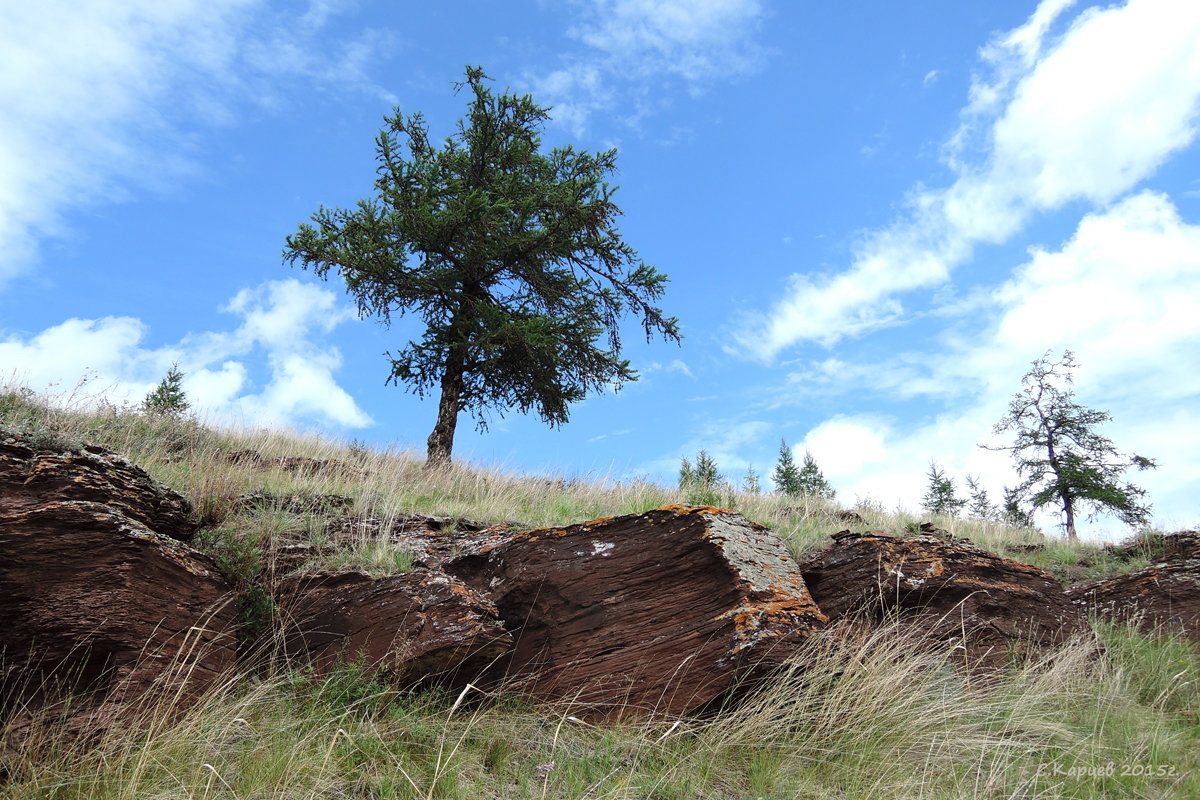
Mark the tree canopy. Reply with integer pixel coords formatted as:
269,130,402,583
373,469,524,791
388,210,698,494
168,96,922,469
987,350,1156,540
284,66,680,465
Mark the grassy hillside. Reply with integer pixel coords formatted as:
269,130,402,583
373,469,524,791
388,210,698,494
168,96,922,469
2,388,1197,799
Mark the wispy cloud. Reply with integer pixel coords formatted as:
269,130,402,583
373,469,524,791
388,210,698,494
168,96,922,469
0,278,372,429
527,0,768,134
733,0,1200,362
0,0,396,286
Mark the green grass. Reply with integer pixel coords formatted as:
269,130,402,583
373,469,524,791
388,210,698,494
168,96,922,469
3,385,1198,799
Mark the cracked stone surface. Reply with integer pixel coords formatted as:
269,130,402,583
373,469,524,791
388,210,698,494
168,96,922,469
444,505,826,718
798,530,1085,669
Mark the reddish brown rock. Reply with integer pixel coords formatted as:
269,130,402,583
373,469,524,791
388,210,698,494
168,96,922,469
445,505,826,718
1,429,235,727
1,430,195,538
274,569,511,686
799,531,1085,669
328,513,519,571
1067,534,1200,643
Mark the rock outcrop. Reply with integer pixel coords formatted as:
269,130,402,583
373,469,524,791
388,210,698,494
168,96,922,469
1067,532,1200,642
0,429,235,728
798,531,1085,668
274,569,512,686
26,423,1200,729
445,505,826,717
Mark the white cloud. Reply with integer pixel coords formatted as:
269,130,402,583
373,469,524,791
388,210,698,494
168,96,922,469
528,0,767,134
0,0,395,286
736,0,1200,361
0,279,372,429
992,191,1200,395
787,192,1200,535
569,0,767,84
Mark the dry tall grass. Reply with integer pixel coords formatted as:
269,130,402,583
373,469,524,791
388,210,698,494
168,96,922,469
2,387,1196,798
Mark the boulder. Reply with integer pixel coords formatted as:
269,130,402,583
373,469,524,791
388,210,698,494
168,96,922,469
1,429,194,538
1067,532,1200,643
274,569,511,687
0,429,235,727
328,513,520,571
446,505,826,717
798,531,1085,669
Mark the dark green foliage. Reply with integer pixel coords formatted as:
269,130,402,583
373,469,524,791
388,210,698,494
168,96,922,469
797,451,835,499
771,439,801,496
1001,486,1034,528
679,449,727,506
988,350,1156,540
142,363,190,417
965,474,994,520
284,66,680,466
921,461,965,516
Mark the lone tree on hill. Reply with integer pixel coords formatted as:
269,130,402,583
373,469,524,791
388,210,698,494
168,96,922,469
143,363,189,417
986,350,1156,540
284,67,680,466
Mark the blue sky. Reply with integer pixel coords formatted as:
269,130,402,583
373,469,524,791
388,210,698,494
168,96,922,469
3,0,1199,538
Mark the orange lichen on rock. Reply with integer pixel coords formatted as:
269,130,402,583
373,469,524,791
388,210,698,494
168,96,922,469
657,503,729,515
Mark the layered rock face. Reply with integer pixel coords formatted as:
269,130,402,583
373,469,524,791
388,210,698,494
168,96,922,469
445,506,827,717
799,530,1086,668
0,429,236,725
1068,532,1200,642
275,569,512,687
11,424,1196,728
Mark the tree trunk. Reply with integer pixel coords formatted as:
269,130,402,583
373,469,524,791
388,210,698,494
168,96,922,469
426,349,467,468
1063,498,1077,542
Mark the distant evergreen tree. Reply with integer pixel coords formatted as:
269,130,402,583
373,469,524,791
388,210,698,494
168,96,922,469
986,350,1156,540
921,461,966,516
797,451,836,500
965,474,995,520
743,464,761,495
693,450,723,487
679,449,726,506
1001,485,1035,529
772,439,801,496
143,363,190,417
678,455,694,489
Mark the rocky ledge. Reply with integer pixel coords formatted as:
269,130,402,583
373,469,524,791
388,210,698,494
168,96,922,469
4,426,1197,733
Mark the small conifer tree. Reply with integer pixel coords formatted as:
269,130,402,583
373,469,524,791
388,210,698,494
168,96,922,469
797,451,836,499
143,363,190,417
965,475,995,520
1001,486,1035,529
679,449,726,506
743,464,761,495
921,461,965,516
772,439,801,496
